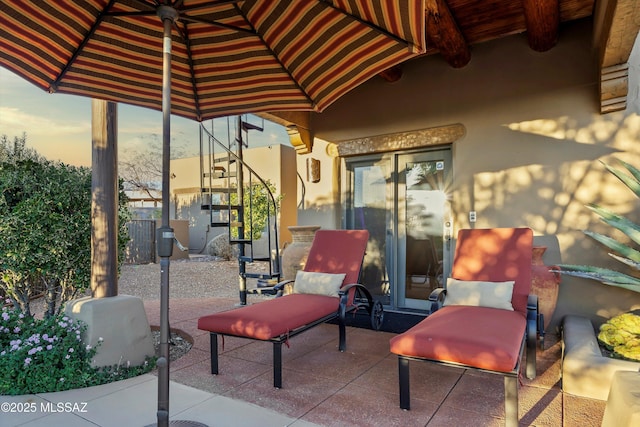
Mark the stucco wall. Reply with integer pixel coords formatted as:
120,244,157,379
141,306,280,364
297,18,640,329
295,138,342,229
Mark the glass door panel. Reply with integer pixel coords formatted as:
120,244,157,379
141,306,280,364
345,158,392,305
397,151,451,310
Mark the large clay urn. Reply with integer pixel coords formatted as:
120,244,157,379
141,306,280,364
280,225,321,281
531,246,561,331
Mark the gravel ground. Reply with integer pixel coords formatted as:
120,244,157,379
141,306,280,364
119,256,271,301
25,256,265,313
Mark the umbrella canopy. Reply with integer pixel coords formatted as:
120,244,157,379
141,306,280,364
1,0,425,120
0,1,425,425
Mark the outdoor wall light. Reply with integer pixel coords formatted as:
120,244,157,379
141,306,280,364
307,158,320,183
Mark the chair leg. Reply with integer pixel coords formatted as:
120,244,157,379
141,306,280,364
209,333,219,375
273,342,282,388
504,375,518,427
338,316,346,352
526,294,538,379
399,356,411,410
527,316,537,379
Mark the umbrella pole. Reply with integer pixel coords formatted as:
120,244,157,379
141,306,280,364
156,5,177,427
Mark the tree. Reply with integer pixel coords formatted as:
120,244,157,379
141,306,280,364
118,137,163,201
0,133,42,163
0,134,130,317
118,134,189,201
230,180,282,241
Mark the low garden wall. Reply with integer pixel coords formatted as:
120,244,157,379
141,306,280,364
561,315,640,400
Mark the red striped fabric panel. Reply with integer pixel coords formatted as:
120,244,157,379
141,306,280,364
0,0,426,121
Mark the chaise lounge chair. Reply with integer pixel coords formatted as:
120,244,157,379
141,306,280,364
389,227,538,427
197,229,384,388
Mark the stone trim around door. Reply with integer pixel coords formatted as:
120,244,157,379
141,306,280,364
327,123,465,157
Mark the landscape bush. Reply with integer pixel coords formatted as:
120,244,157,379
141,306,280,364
0,134,147,395
0,305,154,395
0,134,130,317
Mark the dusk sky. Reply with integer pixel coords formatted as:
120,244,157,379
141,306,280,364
0,67,290,167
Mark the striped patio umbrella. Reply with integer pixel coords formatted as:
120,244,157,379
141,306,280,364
1,0,425,120
0,1,424,425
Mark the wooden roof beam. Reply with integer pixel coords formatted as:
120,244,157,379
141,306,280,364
379,65,403,82
425,0,470,68
521,0,560,52
594,0,640,114
256,111,314,154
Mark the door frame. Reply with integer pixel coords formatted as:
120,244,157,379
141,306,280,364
342,145,453,313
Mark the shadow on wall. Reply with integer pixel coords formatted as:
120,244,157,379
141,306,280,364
458,113,637,243
458,113,640,327
296,195,341,231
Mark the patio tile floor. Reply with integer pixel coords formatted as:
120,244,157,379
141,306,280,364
4,297,606,426
146,297,606,426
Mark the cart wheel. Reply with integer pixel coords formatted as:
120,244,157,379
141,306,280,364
370,300,384,330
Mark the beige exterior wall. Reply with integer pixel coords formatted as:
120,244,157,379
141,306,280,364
170,143,297,252
294,138,342,229
295,19,640,329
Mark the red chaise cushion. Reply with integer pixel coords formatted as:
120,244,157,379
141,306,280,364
389,305,526,372
197,294,340,340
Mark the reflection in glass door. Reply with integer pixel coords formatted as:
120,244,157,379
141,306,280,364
345,158,392,306
398,151,451,310
345,148,451,312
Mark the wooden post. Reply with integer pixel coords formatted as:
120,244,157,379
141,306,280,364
521,0,560,52
91,99,118,298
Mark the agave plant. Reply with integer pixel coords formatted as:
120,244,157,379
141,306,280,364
557,160,640,292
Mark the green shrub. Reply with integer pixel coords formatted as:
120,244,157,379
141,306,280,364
230,180,282,241
0,135,131,317
0,305,154,395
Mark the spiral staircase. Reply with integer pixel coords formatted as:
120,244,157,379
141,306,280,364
199,116,281,305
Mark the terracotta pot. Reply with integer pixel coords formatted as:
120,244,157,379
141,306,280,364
280,225,321,281
531,246,561,331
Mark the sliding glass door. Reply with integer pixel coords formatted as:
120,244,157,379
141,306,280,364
346,148,452,311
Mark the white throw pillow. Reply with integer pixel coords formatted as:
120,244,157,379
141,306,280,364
443,278,515,311
293,270,346,297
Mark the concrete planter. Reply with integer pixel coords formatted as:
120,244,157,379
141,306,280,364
561,315,640,400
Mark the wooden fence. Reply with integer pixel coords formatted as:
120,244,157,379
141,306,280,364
124,219,157,264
